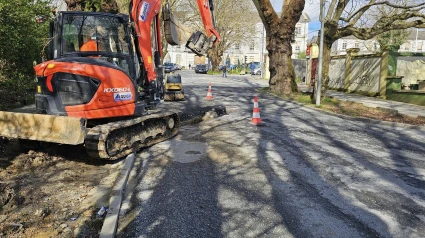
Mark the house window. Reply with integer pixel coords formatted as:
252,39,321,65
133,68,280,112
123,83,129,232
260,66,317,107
235,43,240,50
296,27,301,35
250,41,255,50
176,54,182,64
295,45,300,52
342,42,347,50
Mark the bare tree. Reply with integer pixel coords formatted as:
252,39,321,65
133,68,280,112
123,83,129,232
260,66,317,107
64,0,118,13
116,0,130,14
172,0,258,70
376,29,410,51
316,0,425,99
208,0,258,70
374,3,411,51
252,0,306,95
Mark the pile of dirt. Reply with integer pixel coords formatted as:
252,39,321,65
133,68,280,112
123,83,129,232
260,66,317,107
0,140,122,237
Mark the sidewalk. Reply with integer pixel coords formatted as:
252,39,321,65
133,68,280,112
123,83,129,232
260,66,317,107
298,84,425,118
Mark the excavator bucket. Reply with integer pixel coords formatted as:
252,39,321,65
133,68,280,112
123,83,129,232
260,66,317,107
162,4,212,55
162,4,192,46
0,111,86,145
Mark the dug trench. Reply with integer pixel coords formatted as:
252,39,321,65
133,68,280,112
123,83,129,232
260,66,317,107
0,105,226,237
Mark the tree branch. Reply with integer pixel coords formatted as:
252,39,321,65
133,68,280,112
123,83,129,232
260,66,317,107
338,19,425,40
342,0,425,23
348,0,375,26
330,0,349,24
251,0,278,33
326,0,339,21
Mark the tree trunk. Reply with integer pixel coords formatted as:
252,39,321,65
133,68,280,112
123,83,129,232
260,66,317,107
208,44,223,71
322,42,332,94
268,37,298,95
252,0,304,96
312,39,333,102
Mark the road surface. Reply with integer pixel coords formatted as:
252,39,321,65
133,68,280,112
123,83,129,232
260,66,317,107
117,70,425,238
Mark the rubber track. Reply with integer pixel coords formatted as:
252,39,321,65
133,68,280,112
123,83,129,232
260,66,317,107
84,111,180,160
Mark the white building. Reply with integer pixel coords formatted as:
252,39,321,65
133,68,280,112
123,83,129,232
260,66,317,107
399,29,425,52
224,12,311,65
165,12,311,68
330,29,425,55
165,45,199,69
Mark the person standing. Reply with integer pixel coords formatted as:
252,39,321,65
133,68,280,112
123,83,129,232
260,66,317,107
250,61,256,75
222,65,227,78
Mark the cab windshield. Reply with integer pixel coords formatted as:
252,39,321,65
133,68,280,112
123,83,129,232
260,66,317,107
62,14,130,55
61,14,134,77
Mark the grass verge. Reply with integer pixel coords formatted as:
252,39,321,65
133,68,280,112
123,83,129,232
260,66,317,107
259,87,425,126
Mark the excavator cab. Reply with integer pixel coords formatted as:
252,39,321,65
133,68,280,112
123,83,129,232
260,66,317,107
35,11,152,118
46,12,136,78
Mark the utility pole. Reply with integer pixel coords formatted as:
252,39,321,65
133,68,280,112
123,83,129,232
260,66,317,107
316,0,325,106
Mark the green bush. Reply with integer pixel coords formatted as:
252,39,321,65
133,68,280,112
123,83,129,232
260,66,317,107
207,70,222,75
229,67,243,74
0,0,51,107
295,77,304,83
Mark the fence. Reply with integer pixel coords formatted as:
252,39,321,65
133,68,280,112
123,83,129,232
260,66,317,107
325,48,425,97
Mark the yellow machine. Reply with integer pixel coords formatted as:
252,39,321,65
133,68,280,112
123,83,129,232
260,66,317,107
164,74,185,101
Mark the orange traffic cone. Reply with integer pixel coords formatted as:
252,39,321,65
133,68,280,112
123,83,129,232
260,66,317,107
206,82,213,100
251,96,263,125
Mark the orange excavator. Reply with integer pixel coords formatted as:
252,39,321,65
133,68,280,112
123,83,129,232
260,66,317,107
0,0,220,160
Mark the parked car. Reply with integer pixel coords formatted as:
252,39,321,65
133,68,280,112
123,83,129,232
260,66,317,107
195,64,208,74
247,62,260,69
253,67,262,75
163,62,176,73
174,64,182,70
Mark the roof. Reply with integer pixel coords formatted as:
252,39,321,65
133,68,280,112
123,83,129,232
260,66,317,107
308,36,319,45
299,12,311,23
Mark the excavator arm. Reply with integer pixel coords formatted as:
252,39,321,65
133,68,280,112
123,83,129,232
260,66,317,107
130,0,220,89
130,0,163,87
163,0,220,55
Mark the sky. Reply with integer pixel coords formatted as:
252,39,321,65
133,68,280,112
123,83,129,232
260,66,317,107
271,0,321,39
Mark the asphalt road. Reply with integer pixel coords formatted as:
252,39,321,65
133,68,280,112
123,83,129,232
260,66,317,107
117,70,425,238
